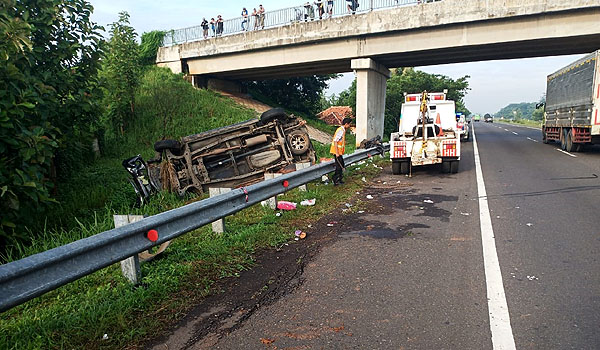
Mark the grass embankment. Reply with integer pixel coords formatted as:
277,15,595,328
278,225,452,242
0,66,381,349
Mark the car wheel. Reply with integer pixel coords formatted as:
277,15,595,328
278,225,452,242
154,139,182,153
260,108,288,124
287,130,310,155
450,160,459,174
392,161,401,175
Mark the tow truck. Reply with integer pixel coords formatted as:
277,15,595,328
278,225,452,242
390,91,461,174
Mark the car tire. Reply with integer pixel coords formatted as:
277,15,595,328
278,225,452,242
400,161,409,174
287,130,310,155
154,139,182,153
260,108,288,124
441,161,451,173
450,160,459,174
392,161,401,175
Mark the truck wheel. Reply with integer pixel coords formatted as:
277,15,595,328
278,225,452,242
560,129,567,150
565,129,575,152
542,128,548,144
441,161,451,173
400,161,409,174
260,108,288,124
287,130,310,155
392,161,401,175
450,160,459,174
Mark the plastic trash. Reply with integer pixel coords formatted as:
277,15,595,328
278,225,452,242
277,201,297,210
357,210,365,214
526,275,538,281
361,177,367,182
300,198,316,206
424,199,434,204
102,334,108,340
366,195,373,199
321,175,329,182
326,221,337,227
294,230,307,239
275,212,282,217
526,223,533,227
460,212,470,216
345,203,352,208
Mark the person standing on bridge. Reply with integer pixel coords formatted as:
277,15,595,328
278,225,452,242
252,8,259,30
330,117,353,186
241,8,249,31
327,0,334,17
210,18,216,37
201,18,209,39
216,15,224,36
346,0,358,14
314,0,325,19
303,2,315,21
258,5,266,29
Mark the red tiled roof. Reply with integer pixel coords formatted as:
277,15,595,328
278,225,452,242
316,106,354,125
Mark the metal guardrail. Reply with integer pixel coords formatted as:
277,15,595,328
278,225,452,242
0,145,386,313
162,0,429,46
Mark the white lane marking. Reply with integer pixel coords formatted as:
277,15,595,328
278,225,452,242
526,137,539,143
512,132,518,135
472,126,517,350
504,128,509,132
497,123,541,131
555,148,577,158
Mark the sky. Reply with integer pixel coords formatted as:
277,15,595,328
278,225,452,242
89,0,586,115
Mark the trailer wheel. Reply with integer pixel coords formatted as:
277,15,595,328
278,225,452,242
400,162,410,174
542,128,548,144
565,129,576,152
392,161,401,175
450,160,459,174
441,161,451,173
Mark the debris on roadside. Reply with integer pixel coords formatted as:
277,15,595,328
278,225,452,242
357,210,365,214
423,199,434,204
300,198,316,206
526,223,533,227
361,177,367,183
275,212,282,217
366,195,374,199
526,275,538,281
326,221,338,227
294,230,307,239
460,212,470,216
321,175,329,182
345,203,352,208
277,201,297,210
102,334,108,341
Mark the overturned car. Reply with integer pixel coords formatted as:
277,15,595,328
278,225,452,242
124,108,316,204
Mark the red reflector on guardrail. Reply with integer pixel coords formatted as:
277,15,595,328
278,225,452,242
282,180,289,188
147,230,158,242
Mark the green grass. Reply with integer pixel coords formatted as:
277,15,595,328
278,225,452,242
0,66,388,349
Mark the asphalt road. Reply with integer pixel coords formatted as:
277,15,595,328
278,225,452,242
165,122,600,350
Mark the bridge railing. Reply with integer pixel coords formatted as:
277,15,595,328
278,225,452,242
162,0,426,46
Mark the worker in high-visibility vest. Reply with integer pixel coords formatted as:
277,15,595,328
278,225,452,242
330,117,353,186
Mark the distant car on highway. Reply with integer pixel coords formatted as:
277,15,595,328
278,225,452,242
484,114,493,123
456,113,470,141
473,115,481,122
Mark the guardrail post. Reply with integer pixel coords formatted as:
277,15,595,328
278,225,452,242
209,188,231,233
296,163,311,191
114,215,144,284
261,173,282,209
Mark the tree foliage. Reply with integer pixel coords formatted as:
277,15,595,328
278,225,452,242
244,75,339,115
139,30,166,66
0,0,104,241
103,11,140,136
333,68,470,136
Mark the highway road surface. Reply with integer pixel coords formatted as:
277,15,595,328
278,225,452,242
153,121,600,350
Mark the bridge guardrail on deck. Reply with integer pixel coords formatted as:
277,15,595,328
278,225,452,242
163,0,428,46
0,144,386,313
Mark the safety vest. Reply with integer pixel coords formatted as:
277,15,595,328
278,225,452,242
330,126,346,155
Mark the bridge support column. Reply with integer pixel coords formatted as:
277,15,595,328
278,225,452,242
351,58,390,146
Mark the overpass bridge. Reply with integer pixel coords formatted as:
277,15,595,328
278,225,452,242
157,0,600,145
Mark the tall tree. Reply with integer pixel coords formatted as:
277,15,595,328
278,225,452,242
0,0,104,241
139,30,166,66
103,11,140,136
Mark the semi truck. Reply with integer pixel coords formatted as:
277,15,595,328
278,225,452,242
390,91,461,174
542,50,600,151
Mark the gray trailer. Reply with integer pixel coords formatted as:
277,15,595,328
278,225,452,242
542,50,600,151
